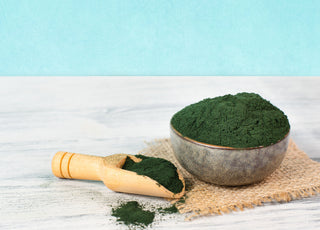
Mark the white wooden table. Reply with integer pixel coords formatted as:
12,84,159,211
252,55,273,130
0,77,319,229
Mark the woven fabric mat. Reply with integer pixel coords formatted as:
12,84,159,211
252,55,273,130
139,138,320,220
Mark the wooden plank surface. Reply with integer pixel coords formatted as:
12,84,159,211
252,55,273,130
0,77,319,229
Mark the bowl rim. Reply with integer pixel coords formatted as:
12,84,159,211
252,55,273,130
170,124,290,150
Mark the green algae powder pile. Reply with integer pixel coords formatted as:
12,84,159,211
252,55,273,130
112,201,179,228
112,201,155,227
122,155,183,194
171,92,290,148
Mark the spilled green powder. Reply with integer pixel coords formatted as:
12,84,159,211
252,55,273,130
171,92,290,148
111,201,155,227
122,155,183,194
112,201,179,228
158,204,179,214
176,196,186,204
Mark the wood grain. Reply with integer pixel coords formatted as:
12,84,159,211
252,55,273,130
0,77,319,229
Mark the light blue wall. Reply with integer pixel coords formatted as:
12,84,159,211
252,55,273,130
0,0,319,75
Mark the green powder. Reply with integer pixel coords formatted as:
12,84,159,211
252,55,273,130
171,92,290,148
111,201,179,228
111,201,155,227
122,155,183,194
158,204,179,214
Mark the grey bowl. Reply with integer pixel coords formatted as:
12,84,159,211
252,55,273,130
170,125,290,186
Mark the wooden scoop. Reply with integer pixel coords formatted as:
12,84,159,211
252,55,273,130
52,151,185,199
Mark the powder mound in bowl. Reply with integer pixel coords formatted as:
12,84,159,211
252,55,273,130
171,92,290,148
122,155,184,194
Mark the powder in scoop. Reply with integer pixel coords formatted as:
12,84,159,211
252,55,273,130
171,92,290,148
122,155,183,194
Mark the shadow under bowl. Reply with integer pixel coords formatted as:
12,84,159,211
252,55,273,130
170,125,290,186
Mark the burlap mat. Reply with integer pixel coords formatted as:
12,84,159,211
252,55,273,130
139,138,320,220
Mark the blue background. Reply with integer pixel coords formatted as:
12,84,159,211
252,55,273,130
0,0,319,76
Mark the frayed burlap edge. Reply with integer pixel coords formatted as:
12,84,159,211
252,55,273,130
138,138,320,220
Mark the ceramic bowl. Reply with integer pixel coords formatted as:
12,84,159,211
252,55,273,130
170,125,290,186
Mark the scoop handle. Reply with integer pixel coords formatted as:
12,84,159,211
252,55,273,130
52,151,102,181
